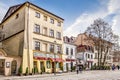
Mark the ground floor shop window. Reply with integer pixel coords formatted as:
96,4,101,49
56,62,59,68
46,61,51,68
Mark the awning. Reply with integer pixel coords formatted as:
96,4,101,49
48,58,64,62
66,59,76,62
34,57,47,60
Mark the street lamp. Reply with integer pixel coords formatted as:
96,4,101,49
54,41,56,75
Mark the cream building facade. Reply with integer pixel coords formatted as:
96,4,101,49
0,2,64,76
63,36,76,72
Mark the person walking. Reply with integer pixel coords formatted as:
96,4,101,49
79,65,82,73
76,65,79,74
112,64,115,71
117,65,119,70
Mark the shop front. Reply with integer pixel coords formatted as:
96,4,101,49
33,52,63,73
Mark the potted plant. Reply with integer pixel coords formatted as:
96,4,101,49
18,65,22,76
32,68,34,75
25,67,29,76
34,67,38,74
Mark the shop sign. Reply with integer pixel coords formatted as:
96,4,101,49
46,54,54,58
33,52,46,57
46,54,60,58
6,62,10,68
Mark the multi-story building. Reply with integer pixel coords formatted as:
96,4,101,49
112,51,120,66
0,1,64,75
74,33,94,69
62,36,76,72
74,33,113,68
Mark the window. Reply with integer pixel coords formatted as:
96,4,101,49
56,32,61,39
35,12,40,18
57,22,61,26
71,48,73,55
44,15,47,21
50,44,54,52
66,47,69,55
49,29,54,37
88,54,90,58
95,53,97,59
43,27,47,36
56,62,59,68
34,24,40,33
46,61,51,68
91,55,93,59
34,41,40,50
57,45,61,53
15,13,19,19
50,18,54,24
34,61,37,68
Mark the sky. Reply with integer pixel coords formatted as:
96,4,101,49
0,0,120,37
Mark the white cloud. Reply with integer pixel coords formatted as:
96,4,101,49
64,9,108,37
108,0,120,14
108,0,120,35
64,0,120,37
0,2,9,22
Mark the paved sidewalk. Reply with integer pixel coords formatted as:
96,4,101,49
0,72,76,80
1,70,120,80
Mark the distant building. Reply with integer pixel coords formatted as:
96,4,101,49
0,1,64,76
112,51,120,66
62,36,76,72
74,33,113,68
74,33,94,69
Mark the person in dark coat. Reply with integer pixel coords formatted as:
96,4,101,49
76,65,79,74
117,65,120,70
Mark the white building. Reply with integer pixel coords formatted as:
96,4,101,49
76,45,94,69
63,36,76,72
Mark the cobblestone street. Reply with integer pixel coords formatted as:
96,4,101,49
1,70,120,80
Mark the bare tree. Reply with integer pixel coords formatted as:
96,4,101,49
85,18,118,66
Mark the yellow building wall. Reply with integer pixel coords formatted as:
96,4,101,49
1,6,25,39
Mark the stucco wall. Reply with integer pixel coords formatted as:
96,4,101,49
1,6,25,39
2,32,24,56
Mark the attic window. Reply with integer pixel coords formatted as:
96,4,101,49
15,13,19,19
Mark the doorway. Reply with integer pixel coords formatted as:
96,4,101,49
52,62,55,73
0,59,5,75
11,60,17,75
40,61,45,72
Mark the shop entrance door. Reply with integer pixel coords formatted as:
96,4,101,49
0,59,5,75
11,60,17,75
52,62,54,73
40,62,45,72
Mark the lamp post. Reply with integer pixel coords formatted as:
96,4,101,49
54,41,56,75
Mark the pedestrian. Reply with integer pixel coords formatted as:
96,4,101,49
117,65,119,70
76,65,79,74
79,65,82,73
112,64,115,71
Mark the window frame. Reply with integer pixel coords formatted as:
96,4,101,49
50,18,54,24
34,41,40,51
34,24,40,33
49,29,54,37
56,32,61,39
35,12,40,18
